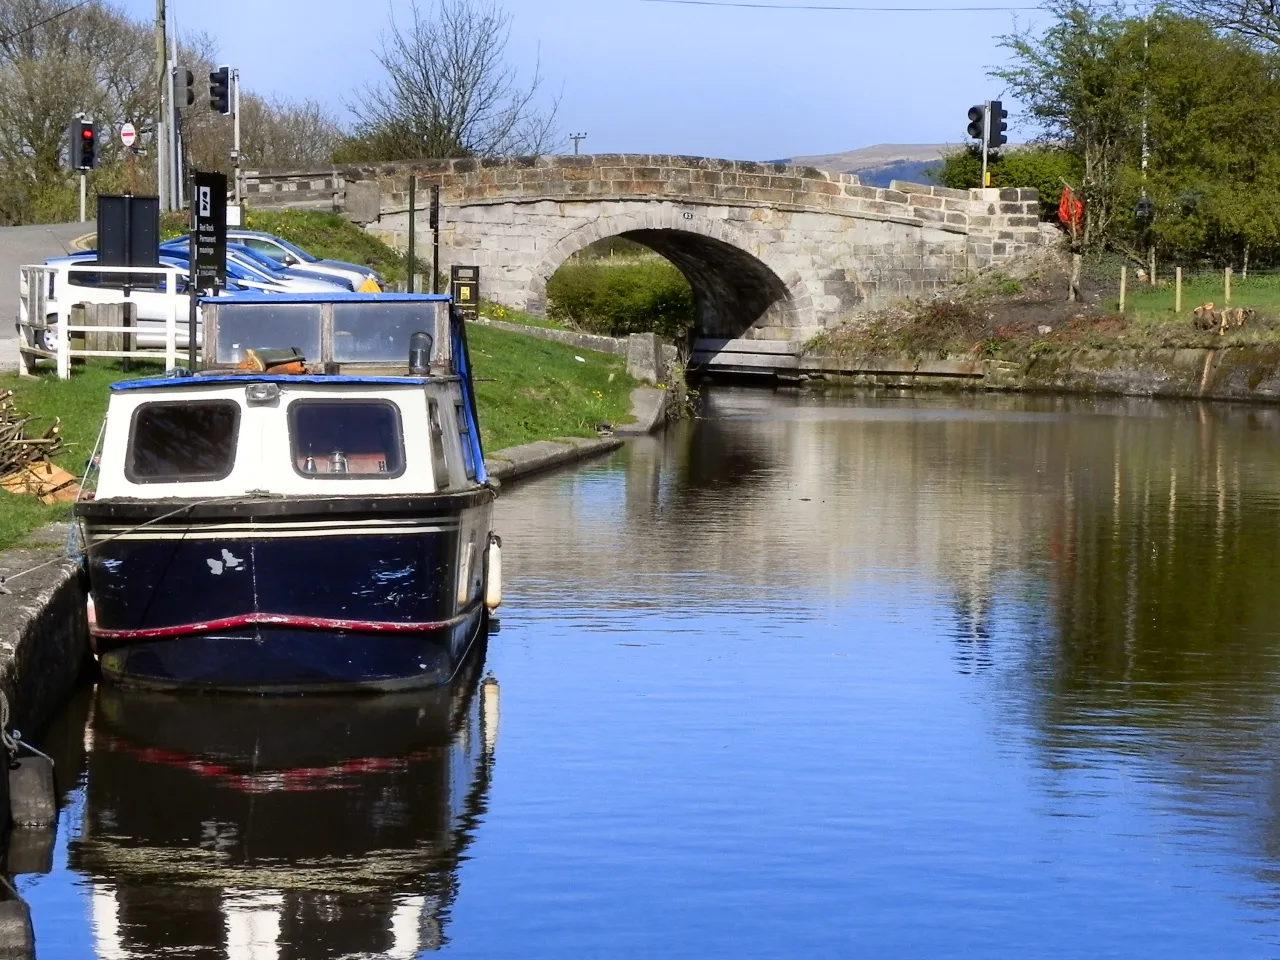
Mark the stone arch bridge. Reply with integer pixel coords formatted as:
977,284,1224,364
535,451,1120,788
244,155,1045,343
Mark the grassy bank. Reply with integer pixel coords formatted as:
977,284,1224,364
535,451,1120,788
811,254,1280,363
0,325,634,550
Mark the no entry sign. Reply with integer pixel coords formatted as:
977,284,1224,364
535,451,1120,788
120,122,136,149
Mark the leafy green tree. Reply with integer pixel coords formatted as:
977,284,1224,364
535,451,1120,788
934,145,1082,220
995,0,1143,249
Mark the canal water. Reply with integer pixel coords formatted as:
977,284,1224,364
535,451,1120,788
19,386,1280,958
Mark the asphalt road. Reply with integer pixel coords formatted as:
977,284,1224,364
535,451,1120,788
0,221,94,340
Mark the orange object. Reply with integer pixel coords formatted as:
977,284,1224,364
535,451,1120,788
1059,185,1085,234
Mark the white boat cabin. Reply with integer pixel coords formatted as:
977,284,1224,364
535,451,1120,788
93,374,484,501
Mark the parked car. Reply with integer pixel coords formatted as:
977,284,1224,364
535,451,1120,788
17,254,259,352
158,241,349,294
226,230,384,292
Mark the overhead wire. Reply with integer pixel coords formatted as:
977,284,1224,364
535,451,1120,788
639,0,1042,11
0,0,96,47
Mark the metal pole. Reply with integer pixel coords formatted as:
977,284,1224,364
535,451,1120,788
155,0,167,210
79,173,86,223
407,176,416,294
167,58,178,209
232,69,242,205
981,103,991,189
432,185,441,295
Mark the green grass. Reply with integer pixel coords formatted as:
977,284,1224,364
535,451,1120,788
1121,272,1280,320
0,328,635,550
468,323,634,451
478,301,566,330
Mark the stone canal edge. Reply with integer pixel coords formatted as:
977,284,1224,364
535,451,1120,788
0,432,642,738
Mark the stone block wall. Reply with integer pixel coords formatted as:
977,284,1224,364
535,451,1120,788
247,157,1047,340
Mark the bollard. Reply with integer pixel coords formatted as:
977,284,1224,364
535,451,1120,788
8,756,55,828
1225,267,1233,306
1119,266,1127,312
1175,267,1182,313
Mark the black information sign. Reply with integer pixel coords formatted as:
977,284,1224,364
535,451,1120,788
450,265,479,320
189,171,227,291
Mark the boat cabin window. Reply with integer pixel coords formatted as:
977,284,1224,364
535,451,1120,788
289,400,405,478
127,400,240,483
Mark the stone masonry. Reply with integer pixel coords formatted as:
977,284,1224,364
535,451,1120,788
243,157,1044,342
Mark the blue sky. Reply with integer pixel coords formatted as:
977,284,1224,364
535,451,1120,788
121,0,1040,160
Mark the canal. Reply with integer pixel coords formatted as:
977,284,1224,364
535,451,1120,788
17,386,1280,957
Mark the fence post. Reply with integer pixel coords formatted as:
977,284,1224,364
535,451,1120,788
57,304,72,380
1225,267,1233,306
1119,266,1127,312
166,271,178,372
1175,267,1182,313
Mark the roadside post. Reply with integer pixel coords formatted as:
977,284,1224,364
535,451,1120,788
1225,267,1233,307
431,185,441,294
1175,267,1182,313
1119,266,1127,313
407,176,416,294
120,122,137,194
189,171,228,371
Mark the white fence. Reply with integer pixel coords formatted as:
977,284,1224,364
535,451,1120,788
17,263,190,379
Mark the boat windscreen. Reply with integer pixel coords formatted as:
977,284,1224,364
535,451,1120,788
215,302,323,364
332,302,444,364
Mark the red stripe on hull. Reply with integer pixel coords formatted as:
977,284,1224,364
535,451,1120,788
92,609,473,644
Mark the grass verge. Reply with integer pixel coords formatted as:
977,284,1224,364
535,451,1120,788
0,327,635,550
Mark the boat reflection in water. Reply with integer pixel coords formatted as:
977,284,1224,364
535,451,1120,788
70,644,498,958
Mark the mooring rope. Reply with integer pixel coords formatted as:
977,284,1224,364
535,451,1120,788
0,687,52,765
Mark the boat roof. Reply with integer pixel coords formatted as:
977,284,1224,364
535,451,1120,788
110,374,431,392
196,292,451,304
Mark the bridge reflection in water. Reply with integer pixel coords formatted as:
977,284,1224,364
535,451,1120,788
65,644,497,959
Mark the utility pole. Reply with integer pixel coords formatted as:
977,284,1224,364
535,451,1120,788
155,0,168,210
232,68,242,205
570,132,587,155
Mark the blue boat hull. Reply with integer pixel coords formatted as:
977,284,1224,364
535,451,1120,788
78,493,495,693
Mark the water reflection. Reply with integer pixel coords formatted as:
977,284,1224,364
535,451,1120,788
67,645,497,958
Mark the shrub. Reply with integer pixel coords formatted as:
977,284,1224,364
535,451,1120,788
547,259,695,340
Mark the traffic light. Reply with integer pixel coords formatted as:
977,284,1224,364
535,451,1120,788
990,100,1009,148
967,104,986,141
209,65,231,115
181,68,195,108
71,119,97,170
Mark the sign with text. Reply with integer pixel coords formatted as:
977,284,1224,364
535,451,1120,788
190,171,227,291
450,265,479,320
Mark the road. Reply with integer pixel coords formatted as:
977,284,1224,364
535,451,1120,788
0,221,93,371
0,221,94,340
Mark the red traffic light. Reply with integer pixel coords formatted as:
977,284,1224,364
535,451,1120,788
81,128,93,139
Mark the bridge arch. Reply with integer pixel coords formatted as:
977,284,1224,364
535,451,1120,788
528,207,816,341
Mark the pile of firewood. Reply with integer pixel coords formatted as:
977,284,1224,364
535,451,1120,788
0,390,77,503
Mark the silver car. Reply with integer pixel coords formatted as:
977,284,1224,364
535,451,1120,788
228,230,384,292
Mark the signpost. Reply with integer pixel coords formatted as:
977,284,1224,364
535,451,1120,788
451,266,479,320
120,122,136,149
188,171,227,370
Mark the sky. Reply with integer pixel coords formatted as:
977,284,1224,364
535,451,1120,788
119,0,1046,161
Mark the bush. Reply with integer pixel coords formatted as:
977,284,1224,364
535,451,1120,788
547,259,695,340
934,145,1082,221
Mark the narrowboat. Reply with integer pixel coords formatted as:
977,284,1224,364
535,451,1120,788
75,647,499,955
74,293,501,692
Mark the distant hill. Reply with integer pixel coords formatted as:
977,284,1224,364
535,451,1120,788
777,143,956,186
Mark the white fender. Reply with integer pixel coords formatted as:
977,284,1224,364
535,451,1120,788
484,536,502,611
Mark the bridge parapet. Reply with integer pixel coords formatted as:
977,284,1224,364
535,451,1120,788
241,156,1047,341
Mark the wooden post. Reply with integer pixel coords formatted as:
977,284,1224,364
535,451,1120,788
1119,266,1127,312
1175,267,1182,313
1225,266,1233,306
1069,253,1082,302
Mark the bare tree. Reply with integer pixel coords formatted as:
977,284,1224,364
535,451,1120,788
341,0,559,161
1169,0,1280,48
